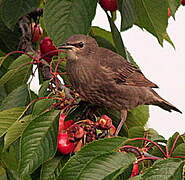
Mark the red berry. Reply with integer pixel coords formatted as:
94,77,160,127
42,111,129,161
99,0,118,11
96,115,112,130
64,120,75,130
131,162,139,177
181,0,185,5
109,124,116,136
57,132,75,155
168,8,171,17
74,139,83,152
31,23,43,43
67,124,85,141
40,37,58,63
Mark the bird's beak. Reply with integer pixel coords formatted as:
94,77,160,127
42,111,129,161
58,43,74,50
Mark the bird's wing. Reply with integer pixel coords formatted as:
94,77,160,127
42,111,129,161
98,48,158,88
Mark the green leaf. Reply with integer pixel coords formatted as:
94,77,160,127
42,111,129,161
19,110,59,176
0,68,18,86
32,99,56,116
167,132,185,154
1,142,19,171
0,107,25,137
38,80,50,97
134,0,169,46
44,0,97,45
0,167,7,180
8,54,32,69
172,143,185,157
128,126,145,138
127,105,149,128
1,0,39,29
128,127,165,147
1,141,32,180
0,18,21,52
128,126,145,147
59,137,131,179
145,128,165,142
68,152,134,180
90,26,116,52
0,47,16,71
0,85,7,105
6,169,32,180
104,164,132,180
0,85,30,111
128,174,143,180
3,115,32,150
119,0,174,45
167,0,181,18
40,157,68,180
141,158,184,180
106,11,127,59
125,50,139,67
0,54,32,93
90,26,114,46
119,0,136,31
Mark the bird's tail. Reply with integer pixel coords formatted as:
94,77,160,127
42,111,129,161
156,100,182,113
151,90,182,113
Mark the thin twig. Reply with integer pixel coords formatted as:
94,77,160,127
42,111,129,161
169,134,180,156
129,137,167,158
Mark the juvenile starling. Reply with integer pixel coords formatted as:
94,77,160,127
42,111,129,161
59,34,182,135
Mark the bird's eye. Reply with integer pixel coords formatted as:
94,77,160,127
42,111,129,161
75,42,84,48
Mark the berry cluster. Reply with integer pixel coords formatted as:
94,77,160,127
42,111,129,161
29,20,58,63
57,113,116,155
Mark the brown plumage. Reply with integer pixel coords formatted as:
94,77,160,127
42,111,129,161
59,34,182,135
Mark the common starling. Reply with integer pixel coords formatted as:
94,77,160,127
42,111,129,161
59,34,182,135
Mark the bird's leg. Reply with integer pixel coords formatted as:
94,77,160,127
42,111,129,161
115,109,128,136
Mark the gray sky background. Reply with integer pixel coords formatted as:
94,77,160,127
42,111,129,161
93,5,185,138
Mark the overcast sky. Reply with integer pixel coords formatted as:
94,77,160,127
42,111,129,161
93,5,185,138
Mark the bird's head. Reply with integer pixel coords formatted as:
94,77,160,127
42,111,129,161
58,34,98,61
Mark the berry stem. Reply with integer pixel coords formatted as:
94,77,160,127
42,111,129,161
55,57,65,73
119,145,142,157
165,146,170,158
129,137,167,158
173,156,185,159
5,50,38,61
138,156,162,162
169,134,180,156
17,96,65,121
40,49,64,60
